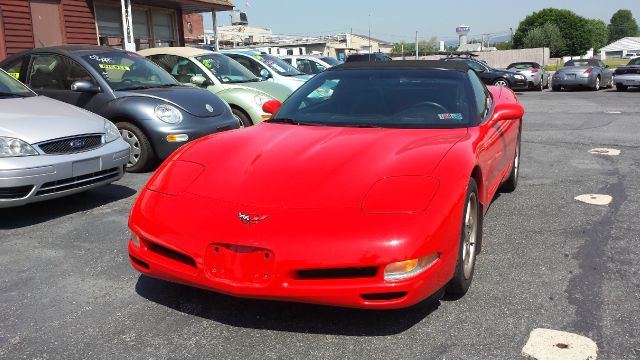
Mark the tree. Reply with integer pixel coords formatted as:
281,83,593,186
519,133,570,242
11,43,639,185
513,8,592,56
495,42,513,50
391,36,437,56
587,19,609,51
608,9,639,43
522,22,566,57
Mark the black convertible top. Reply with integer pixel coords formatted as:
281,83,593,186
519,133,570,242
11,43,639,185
330,60,469,72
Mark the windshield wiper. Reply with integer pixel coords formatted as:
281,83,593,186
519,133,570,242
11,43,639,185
156,84,182,88
283,73,305,77
0,92,29,98
267,118,322,126
117,85,154,91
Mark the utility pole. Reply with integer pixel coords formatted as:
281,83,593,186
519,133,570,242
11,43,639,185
415,31,419,60
368,14,371,60
401,41,404,60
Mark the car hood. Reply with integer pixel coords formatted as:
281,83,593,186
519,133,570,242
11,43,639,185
115,86,226,117
0,96,104,144
178,123,468,209
229,80,293,102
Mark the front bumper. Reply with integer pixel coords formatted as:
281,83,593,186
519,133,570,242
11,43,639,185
510,78,528,90
128,190,460,309
614,74,640,87
0,138,129,208
145,112,240,160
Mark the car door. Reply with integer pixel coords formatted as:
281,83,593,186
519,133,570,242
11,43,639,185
27,53,103,111
598,60,613,84
470,71,518,195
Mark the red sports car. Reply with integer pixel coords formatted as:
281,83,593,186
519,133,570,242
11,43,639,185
128,61,524,309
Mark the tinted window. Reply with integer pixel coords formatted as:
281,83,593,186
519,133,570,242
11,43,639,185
629,58,640,66
507,62,540,69
468,70,490,119
2,57,27,82
226,54,264,77
147,54,206,83
81,52,177,90
464,60,486,72
0,70,35,97
565,59,599,67
272,69,473,129
296,59,315,74
29,54,96,90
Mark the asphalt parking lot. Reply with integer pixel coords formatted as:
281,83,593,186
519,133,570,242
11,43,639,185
1,88,639,360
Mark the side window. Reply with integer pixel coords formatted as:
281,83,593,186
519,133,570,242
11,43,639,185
310,60,327,73
296,59,313,74
466,60,486,72
282,58,292,65
468,70,491,120
29,54,94,90
231,56,262,77
2,57,27,82
147,55,203,84
147,54,179,73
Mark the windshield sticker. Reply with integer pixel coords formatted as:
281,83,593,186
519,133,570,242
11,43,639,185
99,64,130,71
254,55,264,61
438,113,463,120
89,55,113,63
202,59,213,69
8,72,20,79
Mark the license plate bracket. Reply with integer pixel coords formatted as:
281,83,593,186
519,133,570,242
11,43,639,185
72,158,101,176
205,243,275,285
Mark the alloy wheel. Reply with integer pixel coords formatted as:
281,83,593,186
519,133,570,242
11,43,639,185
462,192,478,279
120,129,141,167
494,80,509,87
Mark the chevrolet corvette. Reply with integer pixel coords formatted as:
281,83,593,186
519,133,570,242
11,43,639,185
128,61,524,309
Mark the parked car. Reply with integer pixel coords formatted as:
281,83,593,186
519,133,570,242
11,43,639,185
127,60,524,309
220,50,312,92
506,62,550,91
0,46,239,172
281,55,333,75
0,69,129,208
345,53,392,62
140,47,292,127
444,57,527,90
317,56,343,66
613,57,640,91
551,59,614,91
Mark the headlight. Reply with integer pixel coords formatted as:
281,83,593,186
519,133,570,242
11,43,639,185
104,120,120,143
384,253,440,281
155,104,183,124
0,136,38,157
254,94,272,107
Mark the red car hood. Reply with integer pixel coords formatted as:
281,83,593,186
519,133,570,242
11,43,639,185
178,123,468,209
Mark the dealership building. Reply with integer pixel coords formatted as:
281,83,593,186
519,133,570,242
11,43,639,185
599,37,640,59
0,0,232,61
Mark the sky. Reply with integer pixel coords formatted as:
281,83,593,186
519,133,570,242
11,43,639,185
203,0,640,43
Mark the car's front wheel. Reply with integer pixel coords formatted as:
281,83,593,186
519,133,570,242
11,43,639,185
446,178,481,298
116,122,155,173
231,108,252,128
493,78,510,88
501,132,521,192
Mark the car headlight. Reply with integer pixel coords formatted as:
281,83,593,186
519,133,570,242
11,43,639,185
104,120,120,143
254,94,272,107
155,104,183,124
0,136,38,158
384,254,440,281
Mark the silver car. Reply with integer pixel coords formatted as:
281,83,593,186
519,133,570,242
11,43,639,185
0,69,129,208
506,62,550,91
552,59,614,91
613,57,640,91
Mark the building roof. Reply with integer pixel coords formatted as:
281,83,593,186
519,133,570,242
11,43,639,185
331,60,469,72
171,0,233,13
351,34,393,45
600,37,640,52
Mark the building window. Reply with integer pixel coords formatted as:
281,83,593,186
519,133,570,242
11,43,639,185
152,11,177,47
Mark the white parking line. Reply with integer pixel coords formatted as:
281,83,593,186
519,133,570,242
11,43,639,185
522,328,598,360
588,148,621,156
604,111,622,114
575,194,613,206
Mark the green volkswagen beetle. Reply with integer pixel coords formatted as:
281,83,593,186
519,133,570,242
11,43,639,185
139,47,292,127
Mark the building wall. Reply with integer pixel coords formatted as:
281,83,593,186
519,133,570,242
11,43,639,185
0,0,35,60
61,0,98,45
183,13,204,45
349,35,392,54
475,47,550,68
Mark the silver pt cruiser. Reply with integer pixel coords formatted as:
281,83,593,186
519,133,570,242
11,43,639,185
0,69,129,208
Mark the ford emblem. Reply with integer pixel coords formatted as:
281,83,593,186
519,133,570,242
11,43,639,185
206,104,214,112
69,139,86,149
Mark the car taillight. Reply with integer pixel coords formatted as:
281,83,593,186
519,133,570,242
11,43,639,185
584,68,593,74
531,68,539,73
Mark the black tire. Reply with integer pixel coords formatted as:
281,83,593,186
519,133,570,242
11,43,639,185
116,122,156,173
501,132,521,193
543,76,550,89
616,84,628,92
231,108,252,128
592,76,601,91
537,79,544,91
552,85,562,91
445,178,481,298
493,78,510,88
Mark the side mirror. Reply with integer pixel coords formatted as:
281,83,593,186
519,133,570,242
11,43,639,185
70,80,101,93
493,102,524,121
259,68,270,80
190,75,211,86
262,99,281,114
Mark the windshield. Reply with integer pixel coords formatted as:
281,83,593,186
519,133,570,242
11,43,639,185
565,59,598,67
628,58,640,66
0,70,34,98
272,69,474,129
320,57,342,66
253,54,304,76
82,52,178,90
508,63,538,69
195,53,259,83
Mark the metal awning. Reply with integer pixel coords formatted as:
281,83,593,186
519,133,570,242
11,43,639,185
132,0,233,13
